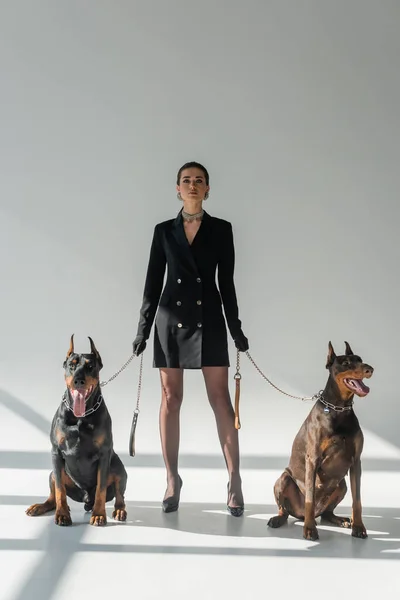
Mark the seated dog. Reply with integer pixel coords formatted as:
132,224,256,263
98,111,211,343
268,341,373,541
26,335,127,526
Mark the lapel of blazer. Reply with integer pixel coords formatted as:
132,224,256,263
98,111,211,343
170,209,213,274
171,209,199,274
192,209,212,247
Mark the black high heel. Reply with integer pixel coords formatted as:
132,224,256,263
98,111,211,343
162,475,183,513
227,482,244,517
227,505,244,517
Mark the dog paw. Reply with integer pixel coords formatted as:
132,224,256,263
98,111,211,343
90,513,107,526
351,524,367,539
303,525,319,541
55,509,72,526
338,517,351,528
26,502,53,517
321,514,351,528
268,515,287,528
112,508,127,522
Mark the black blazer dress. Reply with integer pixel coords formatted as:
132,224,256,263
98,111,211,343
135,209,244,369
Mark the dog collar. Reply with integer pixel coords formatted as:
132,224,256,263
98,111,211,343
318,394,354,414
62,391,104,418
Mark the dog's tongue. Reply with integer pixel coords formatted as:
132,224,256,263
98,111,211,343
70,389,87,417
349,379,370,395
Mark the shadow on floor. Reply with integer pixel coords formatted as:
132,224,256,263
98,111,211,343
2,495,400,559
1,497,399,599
2,386,400,600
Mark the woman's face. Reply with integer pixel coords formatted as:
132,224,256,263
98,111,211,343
177,167,210,203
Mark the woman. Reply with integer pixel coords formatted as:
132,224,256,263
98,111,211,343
132,161,249,516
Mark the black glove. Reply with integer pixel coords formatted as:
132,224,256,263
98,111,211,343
132,336,147,356
234,331,249,352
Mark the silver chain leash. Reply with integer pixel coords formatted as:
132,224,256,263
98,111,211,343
99,349,144,457
242,350,322,402
134,352,143,413
98,350,143,456
99,347,320,411
99,350,143,416
100,352,136,387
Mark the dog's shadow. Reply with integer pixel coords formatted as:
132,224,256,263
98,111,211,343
9,500,400,600
64,500,400,561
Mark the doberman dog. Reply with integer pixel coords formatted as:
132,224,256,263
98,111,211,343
26,335,127,526
268,341,373,541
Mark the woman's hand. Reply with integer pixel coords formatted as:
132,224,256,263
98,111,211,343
132,336,147,356
234,331,249,352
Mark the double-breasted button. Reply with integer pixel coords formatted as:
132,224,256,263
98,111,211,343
196,277,201,283
177,278,181,284
196,300,202,305
177,323,183,328
197,322,202,328
176,301,182,306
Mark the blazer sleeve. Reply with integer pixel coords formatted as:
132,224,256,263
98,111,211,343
217,221,243,340
136,224,166,340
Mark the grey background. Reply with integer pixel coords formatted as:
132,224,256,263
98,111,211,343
0,1,399,467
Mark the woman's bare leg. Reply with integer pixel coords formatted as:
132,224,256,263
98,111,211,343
159,368,184,503
202,366,243,509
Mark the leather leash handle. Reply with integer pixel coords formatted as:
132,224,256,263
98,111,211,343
129,353,144,457
234,373,241,430
129,409,139,457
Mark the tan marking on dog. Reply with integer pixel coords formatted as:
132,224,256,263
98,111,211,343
320,438,332,453
94,433,105,448
86,375,99,388
55,428,65,446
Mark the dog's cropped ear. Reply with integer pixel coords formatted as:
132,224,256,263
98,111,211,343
88,336,103,370
344,341,354,356
326,341,336,369
63,334,75,367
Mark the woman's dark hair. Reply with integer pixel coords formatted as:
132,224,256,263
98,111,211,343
176,161,210,185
